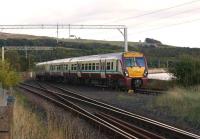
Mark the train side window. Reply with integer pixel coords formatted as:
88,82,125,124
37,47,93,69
81,64,84,70
71,64,74,70
92,63,95,70
96,63,99,70
85,63,88,70
74,64,77,71
65,65,68,70
111,62,113,70
89,63,92,70
107,62,111,70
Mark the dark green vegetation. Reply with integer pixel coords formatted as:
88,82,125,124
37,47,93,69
169,56,200,86
1,37,200,72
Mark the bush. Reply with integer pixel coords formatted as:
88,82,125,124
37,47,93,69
0,61,20,89
169,56,200,86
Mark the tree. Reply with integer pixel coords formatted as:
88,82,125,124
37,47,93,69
0,61,20,92
169,55,200,86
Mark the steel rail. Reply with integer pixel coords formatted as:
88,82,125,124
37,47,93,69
43,82,200,139
21,82,164,139
96,112,163,139
18,85,137,139
95,113,161,139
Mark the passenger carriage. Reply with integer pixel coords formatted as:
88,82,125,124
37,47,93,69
36,52,148,90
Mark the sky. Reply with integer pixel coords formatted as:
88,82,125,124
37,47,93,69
0,0,200,47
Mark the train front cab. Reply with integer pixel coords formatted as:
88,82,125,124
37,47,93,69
123,52,148,90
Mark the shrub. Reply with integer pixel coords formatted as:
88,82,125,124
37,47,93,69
169,55,200,86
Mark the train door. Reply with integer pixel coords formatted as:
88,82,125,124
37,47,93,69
100,59,106,78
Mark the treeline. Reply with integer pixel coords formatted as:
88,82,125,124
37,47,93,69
1,38,200,71
0,38,57,46
169,55,200,86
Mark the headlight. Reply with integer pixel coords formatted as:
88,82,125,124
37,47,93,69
124,71,129,77
144,70,148,77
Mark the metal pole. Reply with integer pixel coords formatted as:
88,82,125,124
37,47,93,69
2,46,4,62
124,27,128,52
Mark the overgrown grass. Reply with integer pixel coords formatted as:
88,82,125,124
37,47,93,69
13,92,47,139
13,91,106,139
151,86,200,129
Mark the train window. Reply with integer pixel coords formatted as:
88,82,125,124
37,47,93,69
124,58,135,67
96,63,100,70
74,64,77,70
71,64,74,70
85,63,88,70
135,57,145,67
111,62,113,70
81,64,84,70
107,62,111,70
65,65,68,70
89,63,92,70
92,63,95,70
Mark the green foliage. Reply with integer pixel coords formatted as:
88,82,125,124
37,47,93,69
0,61,20,89
169,56,200,86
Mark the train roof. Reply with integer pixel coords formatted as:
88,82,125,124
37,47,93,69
36,52,142,66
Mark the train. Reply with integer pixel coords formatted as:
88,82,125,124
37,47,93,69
35,51,148,90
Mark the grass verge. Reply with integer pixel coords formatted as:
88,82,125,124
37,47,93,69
13,91,106,139
151,86,200,129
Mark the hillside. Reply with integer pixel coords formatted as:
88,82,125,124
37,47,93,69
0,32,50,40
1,31,200,72
0,32,169,48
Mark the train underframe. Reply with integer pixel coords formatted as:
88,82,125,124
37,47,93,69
36,73,148,90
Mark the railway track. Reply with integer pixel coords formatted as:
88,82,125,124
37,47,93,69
18,82,200,139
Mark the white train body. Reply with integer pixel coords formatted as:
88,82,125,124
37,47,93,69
36,52,148,89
